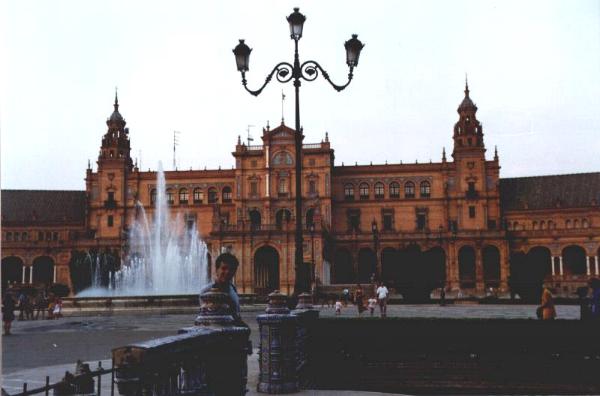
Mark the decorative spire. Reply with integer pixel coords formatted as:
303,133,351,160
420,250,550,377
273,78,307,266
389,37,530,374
281,90,286,125
494,145,499,161
325,132,329,142
87,159,91,170
237,135,241,145
442,147,447,162
465,73,469,97
114,87,119,112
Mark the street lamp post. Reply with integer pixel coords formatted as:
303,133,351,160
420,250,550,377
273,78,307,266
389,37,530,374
371,219,379,281
233,8,364,294
309,222,315,285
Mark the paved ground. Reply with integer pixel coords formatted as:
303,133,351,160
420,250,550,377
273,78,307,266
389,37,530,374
2,304,581,395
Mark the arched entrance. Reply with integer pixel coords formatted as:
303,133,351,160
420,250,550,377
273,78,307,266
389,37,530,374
458,246,476,289
423,247,446,291
357,248,376,283
563,245,586,276
381,247,398,286
32,256,54,286
2,256,24,291
332,248,353,284
254,246,279,295
482,245,501,288
509,247,551,303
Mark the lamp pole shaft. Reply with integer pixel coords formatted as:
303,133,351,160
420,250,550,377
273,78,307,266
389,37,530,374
293,38,305,294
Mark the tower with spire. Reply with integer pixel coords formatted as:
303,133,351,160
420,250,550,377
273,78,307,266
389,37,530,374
452,78,485,158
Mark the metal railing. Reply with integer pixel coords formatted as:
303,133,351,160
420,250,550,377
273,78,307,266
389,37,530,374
6,361,114,396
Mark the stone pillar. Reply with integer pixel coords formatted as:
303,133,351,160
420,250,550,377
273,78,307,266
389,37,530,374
54,266,57,283
499,246,509,292
475,247,484,293
22,266,26,284
291,293,319,389
587,257,591,276
595,256,599,276
29,266,33,284
559,256,564,276
257,291,298,394
551,256,556,276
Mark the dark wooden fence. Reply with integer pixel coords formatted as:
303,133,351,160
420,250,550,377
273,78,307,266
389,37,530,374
309,318,600,394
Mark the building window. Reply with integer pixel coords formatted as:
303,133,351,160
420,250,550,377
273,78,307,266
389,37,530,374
208,188,218,204
38,231,44,241
382,210,394,231
420,181,431,198
374,182,384,199
150,189,157,205
107,191,115,202
532,221,538,230
6,232,12,241
583,219,589,228
309,180,316,194
53,232,59,241
488,220,497,230
166,189,174,205
179,188,189,204
344,184,355,201
250,182,258,197
566,219,571,229
469,206,476,218
193,188,203,203
404,181,415,198
222,186,232,203
46,231,51,241
251,160,257,168
278,179,288,195
347,209,360,232
389,182,400,198
540,220,546,230
416,212,427,231
273,152,293,165
308,158,315,166
22,232,28,241
359,183,369,200
108,215,114,227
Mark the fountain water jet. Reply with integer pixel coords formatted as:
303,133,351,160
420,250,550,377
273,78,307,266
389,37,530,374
78,162,208,296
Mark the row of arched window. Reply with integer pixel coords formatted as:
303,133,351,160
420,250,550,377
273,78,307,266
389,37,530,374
150,187,233,205
509,218,591,231
3,231,60,242
344,181,431,201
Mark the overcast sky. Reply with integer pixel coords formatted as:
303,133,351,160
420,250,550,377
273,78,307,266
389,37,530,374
1,0,599,190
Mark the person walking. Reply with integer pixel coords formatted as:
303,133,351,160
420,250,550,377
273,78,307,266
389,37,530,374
354,284,365,316
539,284,556,320
3,292,16,335
367,295,377,317
376,282,389,318
35,292,47,320
439,287,446,306
17,292,27,320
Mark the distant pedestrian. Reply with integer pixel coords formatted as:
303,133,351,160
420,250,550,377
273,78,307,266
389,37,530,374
342,288,349,306
25,295,34,320
2,292,16,335
376,282,389,318
354,284,366,316
367,296,377,317
439,287,446,306
18,292,27,320
539,284,556,320
335,300,342,316
53,297,63,319
35,292,48,320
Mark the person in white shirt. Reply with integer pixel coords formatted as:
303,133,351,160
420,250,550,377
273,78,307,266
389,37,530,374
367,296,377,317
335,300,343,315
376,282,389,317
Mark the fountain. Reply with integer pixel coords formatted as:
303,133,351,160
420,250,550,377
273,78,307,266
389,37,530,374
77,162,208,296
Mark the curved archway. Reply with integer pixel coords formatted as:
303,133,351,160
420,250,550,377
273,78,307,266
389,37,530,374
357,248,376,283
32,256,54,286
332,248,354,284
424,247,446,291
563,245,586,276
2,256,24,291
254,246,279,295
458,246,476,288
482,245,501,288
381,247,398,285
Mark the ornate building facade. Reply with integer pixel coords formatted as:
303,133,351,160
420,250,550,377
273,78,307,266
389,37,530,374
2,86,599,300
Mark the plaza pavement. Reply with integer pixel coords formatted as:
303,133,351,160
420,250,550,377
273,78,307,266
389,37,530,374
2,304,580,395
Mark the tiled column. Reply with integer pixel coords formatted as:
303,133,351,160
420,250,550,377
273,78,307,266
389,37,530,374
53,266,57,283
559,256,564,276
595,256,599,276
587,257,591,276
551,256,556,276
22,266,26,283
29,266,33,283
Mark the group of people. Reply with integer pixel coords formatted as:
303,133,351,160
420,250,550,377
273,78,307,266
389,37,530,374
2,289,63,335
335,282,390,318
539,278,600,321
